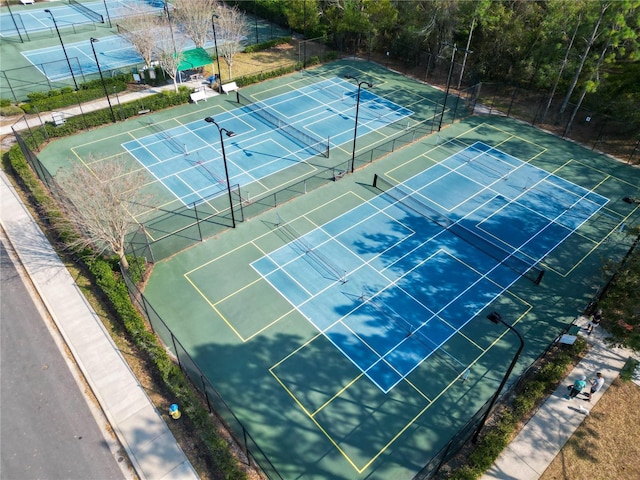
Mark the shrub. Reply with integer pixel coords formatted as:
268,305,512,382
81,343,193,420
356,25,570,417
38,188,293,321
620,357,639,381
4,143,246,480
446,336,588,479
0,104,25,116
1,98,12,107
25,74,131,112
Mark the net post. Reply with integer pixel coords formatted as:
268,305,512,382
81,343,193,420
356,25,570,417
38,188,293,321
373,173,379,189
534,269,545,285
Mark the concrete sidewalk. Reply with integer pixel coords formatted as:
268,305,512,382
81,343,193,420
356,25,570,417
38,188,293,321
0,80,217,138
481,318,633,480
0,170,199,480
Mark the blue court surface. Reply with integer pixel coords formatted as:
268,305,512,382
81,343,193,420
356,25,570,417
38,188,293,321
251,142,608,392
21,33,224,82
22,34,143,81
0,0,164,37
122,78,414,206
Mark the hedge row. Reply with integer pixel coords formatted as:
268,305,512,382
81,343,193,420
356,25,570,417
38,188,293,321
25,74,132,113
18,86,193,153
3,144,246,480
449,337,588,479
5,55,340,478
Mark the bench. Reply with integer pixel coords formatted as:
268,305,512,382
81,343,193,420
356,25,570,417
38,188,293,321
190,88,207,104
221,81,238,94
51,111,66,126
20,0,36,4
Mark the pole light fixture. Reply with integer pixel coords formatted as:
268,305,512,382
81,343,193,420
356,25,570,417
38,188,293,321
344,75,373,174
90,38,116,123
437,43,472,132
204,117,236,228
211,14,223,94
472,311,525,443
44,9,78,90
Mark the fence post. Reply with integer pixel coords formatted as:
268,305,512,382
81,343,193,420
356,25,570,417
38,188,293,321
171,333,181,370
507,85,518,117
630,139,640,164
200,375,213,413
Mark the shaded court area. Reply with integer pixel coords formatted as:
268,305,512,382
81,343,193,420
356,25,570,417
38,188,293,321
141,116,640,479
32,60,640,479
38,60,444,260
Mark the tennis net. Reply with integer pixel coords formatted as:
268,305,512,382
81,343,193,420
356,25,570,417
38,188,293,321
276,214,346,284
373,174,452,228
373,174,545,285
68,0,104,23
238,93,329,158
363,293,467,375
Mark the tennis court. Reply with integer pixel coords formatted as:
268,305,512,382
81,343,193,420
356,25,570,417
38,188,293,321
37,60,640,479
22,34,143,81
253,141,607,394
154,115,638,478
123,77,412,206
0,0,164,37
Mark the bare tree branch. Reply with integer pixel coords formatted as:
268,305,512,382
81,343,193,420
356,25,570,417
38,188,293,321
55,157,152,270
173,0,217,48
155,18,188,92
212,5,248,80
115,6,163,68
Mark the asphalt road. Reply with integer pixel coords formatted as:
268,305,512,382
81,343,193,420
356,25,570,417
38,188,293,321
0,239,127,480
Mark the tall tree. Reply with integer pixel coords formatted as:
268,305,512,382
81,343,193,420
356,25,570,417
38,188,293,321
540,1,586,122
561,0,640,116
116,6,162,68
156,18,187,92
55,157,152,271
213,4,248,80
284,0,321,36
558,1,612,115
173,0,217,48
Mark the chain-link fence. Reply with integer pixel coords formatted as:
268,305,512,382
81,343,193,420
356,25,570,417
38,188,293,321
361,47,639,165
121,268,283,479
476,83,640,164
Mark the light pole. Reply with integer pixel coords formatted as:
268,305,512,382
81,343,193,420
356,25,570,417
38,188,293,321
90,38,116,123
163,1,177,59
44,9,78,90
437,43,457,132
211,14,223,93
345,75,373,174
204,117,236,228
437,43,472,132
102,0,112,28
472,311,525,444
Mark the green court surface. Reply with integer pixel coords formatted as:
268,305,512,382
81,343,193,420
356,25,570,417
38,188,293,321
142,121,639,478
37,61,640,479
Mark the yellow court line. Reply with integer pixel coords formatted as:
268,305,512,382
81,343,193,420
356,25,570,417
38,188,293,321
269,367,363,472
541,207,632,279
182,193,362,337
309,374,364,417
473,123,549,160
351,300,534,473
185,191,359,274
264,260,535,473
269,339,431,474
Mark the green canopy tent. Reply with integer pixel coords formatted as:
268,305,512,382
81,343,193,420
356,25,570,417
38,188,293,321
177,48,214,83
177,47,213,71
